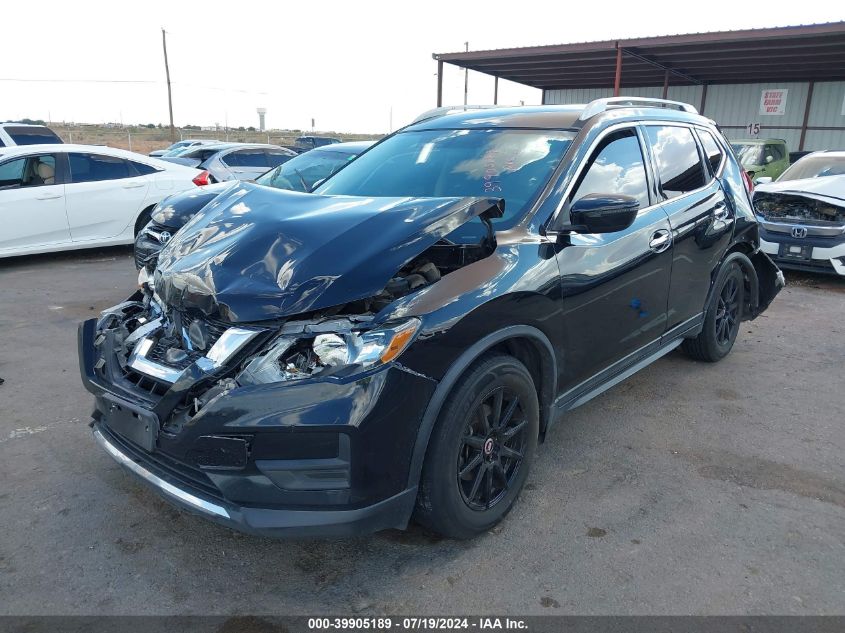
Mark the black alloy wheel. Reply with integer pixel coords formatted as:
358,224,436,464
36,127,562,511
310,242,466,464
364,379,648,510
457,386,528,511
415,354,539,539
682,261,746,362
715,274,740,345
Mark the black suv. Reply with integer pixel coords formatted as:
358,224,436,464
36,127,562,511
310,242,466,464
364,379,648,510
79,99,783,539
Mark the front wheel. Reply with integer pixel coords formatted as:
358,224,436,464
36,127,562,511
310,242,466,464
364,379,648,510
414,354,539,539
682,262,745,362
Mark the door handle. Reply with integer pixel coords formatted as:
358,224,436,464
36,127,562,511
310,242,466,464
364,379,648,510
35,193,61,200
122,182,145,189
649,229,672,253
714,202,729,221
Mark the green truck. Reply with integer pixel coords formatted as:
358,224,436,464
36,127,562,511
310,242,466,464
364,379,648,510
731,138,790,182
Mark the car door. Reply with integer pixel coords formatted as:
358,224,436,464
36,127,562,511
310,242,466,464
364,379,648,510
643,125,732,332
220,148,271,180
64,152,151,242
0,152,70,253
553,127,673,389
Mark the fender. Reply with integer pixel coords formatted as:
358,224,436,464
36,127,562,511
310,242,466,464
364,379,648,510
405,325,557,491
705,248,782,322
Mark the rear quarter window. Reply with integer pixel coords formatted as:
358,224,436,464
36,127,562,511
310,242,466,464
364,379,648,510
697,130,724,175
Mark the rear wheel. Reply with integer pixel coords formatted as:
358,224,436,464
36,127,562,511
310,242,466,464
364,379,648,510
682,262,745,362
415,354,539,539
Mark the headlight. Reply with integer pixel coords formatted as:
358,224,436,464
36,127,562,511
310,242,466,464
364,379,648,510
238,318,420,385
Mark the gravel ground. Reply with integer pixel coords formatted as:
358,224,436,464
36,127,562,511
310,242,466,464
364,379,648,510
1,246,843,615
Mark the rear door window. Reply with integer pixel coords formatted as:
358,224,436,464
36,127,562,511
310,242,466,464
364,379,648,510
68,153,134,183
570,129,650,210
222,149,269,168
645,126,707,199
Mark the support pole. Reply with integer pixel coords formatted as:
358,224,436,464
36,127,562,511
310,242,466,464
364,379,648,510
436,60,443,107
699,83,708,115
463,42,469,106
162,28,175,142
493,76,498,105
799,80,815,151
613,45,622,97
662,70,670,99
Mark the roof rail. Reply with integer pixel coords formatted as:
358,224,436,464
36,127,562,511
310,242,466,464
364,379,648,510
411,104,505,125
579,97,698,121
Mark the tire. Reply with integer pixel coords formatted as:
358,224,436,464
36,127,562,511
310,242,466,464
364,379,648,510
682,262,745,362
414,354,539,539
134,206,155,237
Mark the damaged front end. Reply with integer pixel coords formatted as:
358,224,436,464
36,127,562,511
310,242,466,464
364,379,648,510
753,177,845,276
80,185,504,536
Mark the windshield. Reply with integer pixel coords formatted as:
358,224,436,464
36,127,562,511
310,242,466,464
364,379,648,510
256,148,357,192
731,143,764,167
315,128,575,227
779,155,845,181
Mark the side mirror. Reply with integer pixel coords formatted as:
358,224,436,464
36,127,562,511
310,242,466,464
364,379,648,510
765,155,774,164
754,176,773,185
569,193,639,234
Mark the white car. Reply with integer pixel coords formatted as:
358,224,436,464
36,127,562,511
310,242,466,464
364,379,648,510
0,144,203,258
0,122,63,147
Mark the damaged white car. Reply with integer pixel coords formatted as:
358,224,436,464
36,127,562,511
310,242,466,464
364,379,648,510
754,151,845,276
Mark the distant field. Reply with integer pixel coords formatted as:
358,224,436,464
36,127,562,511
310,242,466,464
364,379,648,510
48,124,383,155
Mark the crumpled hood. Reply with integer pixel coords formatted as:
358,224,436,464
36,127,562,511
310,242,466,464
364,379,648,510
152,181,237,228
754,175,845,205
154,182,499,322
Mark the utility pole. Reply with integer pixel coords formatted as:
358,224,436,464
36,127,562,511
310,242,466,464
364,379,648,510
463,42,469,106
162,28,175,142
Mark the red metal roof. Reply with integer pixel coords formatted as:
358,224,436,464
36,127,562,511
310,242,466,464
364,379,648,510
433,22,845,89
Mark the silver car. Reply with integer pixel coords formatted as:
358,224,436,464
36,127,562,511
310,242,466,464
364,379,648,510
148,139,220,158
158,143,296,183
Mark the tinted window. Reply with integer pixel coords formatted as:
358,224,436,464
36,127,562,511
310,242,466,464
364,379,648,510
130,161,159,176
266,151,293,168
646,126,707,199
222,149,269,168
0,155,57,189
317,129,575,228
5,126,63,145
0,138,5,148
571,130,649,209
698,130,724,174
69,153,133,183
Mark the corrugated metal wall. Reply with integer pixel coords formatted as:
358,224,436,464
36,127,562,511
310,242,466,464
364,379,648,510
544,81,845,151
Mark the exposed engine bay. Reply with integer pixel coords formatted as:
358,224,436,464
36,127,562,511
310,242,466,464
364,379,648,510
754,192,845,227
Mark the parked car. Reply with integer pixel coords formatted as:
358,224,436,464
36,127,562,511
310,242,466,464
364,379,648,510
149,139,220,158
294,135,341,151
0,122,63,147
80,98,783,539
158,143,296,183
731,138,790,182
0,144,202,258
753,151,845,276
134,141,373,270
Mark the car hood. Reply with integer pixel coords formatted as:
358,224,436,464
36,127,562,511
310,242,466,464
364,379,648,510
152,182,236,228
754,174,845,205
153,183,501,322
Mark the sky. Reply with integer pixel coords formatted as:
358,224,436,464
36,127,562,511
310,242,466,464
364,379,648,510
1,1,842,134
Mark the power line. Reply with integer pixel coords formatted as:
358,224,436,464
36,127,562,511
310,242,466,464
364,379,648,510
0,77,269,95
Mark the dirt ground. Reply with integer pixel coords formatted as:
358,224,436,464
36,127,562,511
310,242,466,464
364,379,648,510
0,247,843,615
